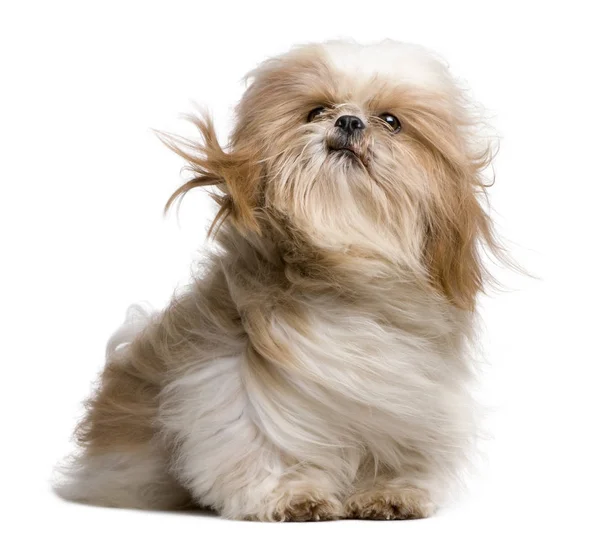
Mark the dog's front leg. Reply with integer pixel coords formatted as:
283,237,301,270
160,354,346,521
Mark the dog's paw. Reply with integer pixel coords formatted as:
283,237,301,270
250,490,343,521
344,486,434,520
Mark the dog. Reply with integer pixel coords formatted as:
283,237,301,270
55,40,501,521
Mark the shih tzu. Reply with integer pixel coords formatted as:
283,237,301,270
55,40,501,521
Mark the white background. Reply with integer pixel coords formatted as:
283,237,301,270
2,1,599,532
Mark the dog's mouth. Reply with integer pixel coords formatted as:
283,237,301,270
327,145,367,166
331,147,358,158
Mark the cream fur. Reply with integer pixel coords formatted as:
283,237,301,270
54,40,498,521
323,40,454,90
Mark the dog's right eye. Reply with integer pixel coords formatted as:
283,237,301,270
307,107,326,122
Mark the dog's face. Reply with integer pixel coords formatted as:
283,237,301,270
234,43,452,233
166,41,497,309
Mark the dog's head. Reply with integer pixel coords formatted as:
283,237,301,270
164,41,499,310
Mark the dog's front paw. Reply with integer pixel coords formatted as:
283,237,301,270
344,486,434,520
250,490,343,521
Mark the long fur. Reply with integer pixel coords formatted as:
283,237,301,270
55,40,502,521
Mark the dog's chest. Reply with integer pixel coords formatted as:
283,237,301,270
267,297,451,395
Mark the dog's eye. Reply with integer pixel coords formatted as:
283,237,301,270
307,107,326,122
379,113,401,133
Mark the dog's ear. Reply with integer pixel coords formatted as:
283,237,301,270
424,178,493,310
159,115,262,235
420,140,498,311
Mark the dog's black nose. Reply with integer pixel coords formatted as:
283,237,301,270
335,115,365,135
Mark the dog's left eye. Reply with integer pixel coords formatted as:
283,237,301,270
307,107,326,122
379,113,401,133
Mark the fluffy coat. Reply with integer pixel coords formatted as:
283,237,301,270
55,40,499,521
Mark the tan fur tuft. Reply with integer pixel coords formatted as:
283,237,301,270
158,115,262,234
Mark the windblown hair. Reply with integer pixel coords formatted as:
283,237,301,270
55,40,504,521
162,116,263,236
